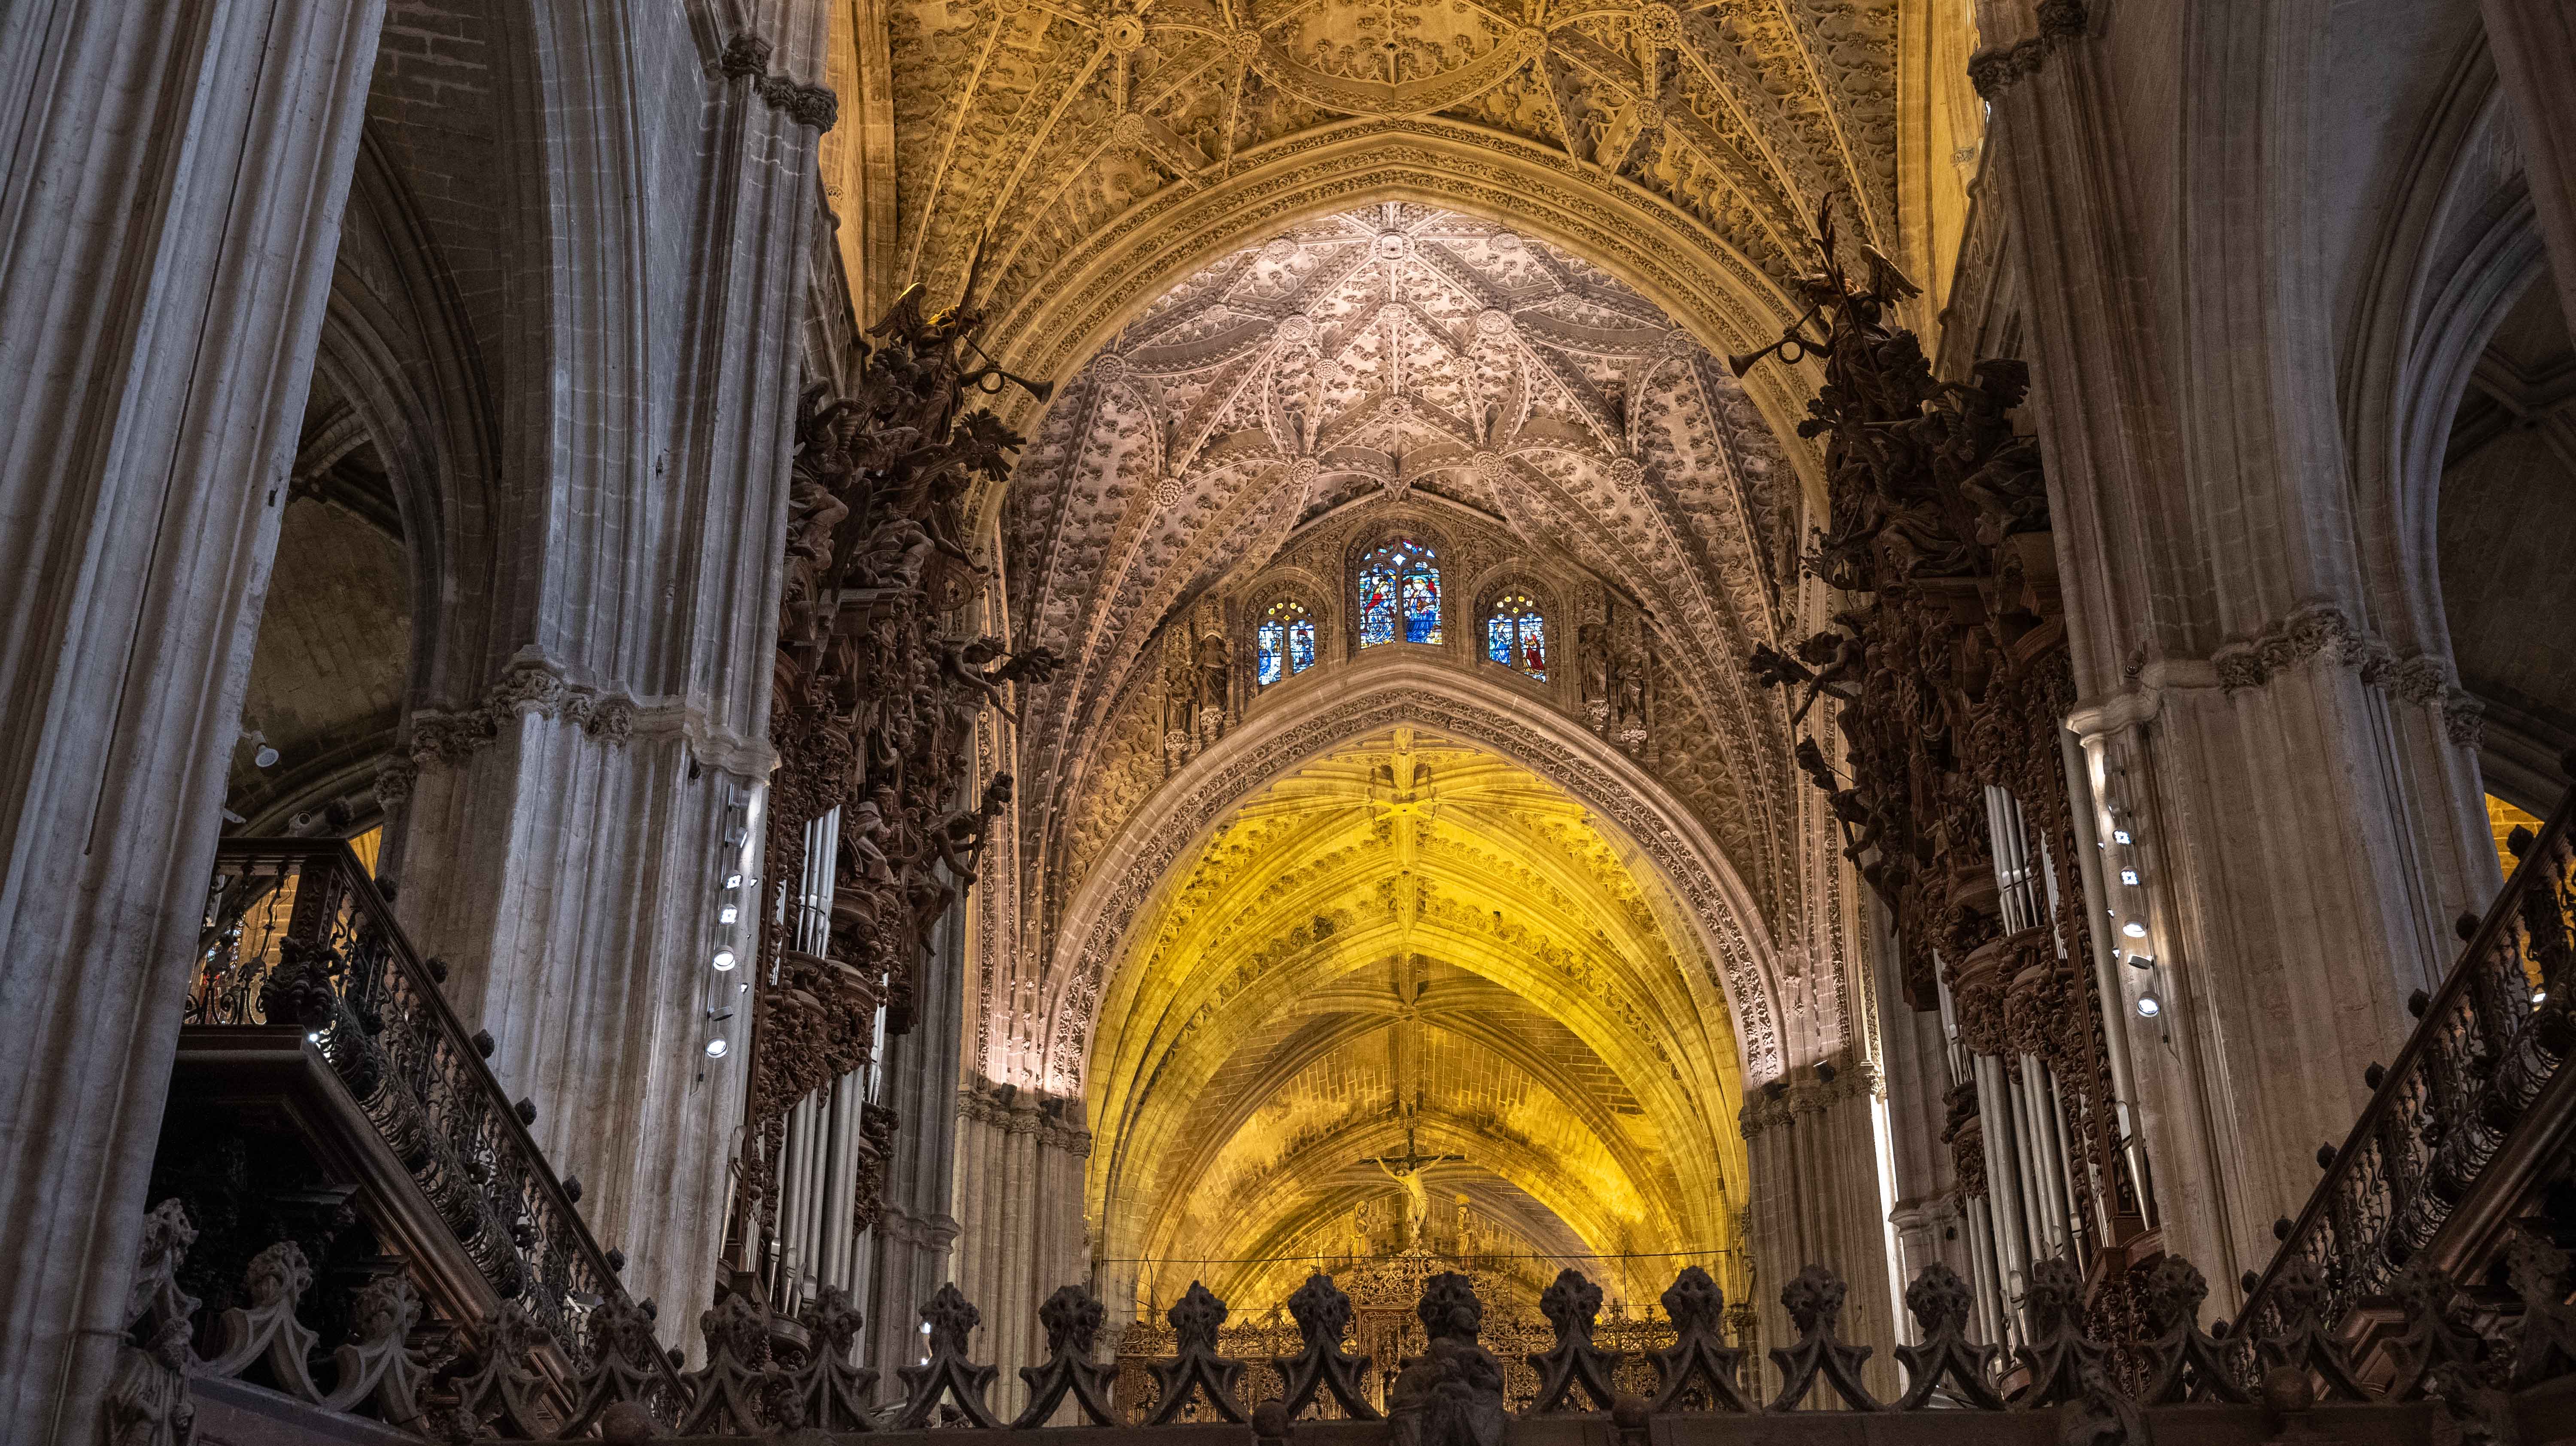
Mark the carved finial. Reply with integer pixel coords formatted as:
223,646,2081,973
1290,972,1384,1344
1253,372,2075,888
1528,1269,1623,1413
1771,1264,1877,1411
1273,1273,1379,1421
1893,1262,2003,1409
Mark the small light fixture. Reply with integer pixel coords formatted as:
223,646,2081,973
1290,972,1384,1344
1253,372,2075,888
704,1037,729,1058
725,872,744,890
2112,829,2133,845
2535,990,2548,1006
2119,869,2141,886
2136,993,2162,1019
712,947,738,972
719,904,739,925
2122,920,2148,939
306,1031,321,1044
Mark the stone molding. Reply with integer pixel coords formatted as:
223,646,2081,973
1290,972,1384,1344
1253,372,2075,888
877,1203,963,1251
403,654,775,779
1738,1058,1883,1140
2071,603,2484,748
1966,0,2089,98
717,30,839,132
956,1081,1094,1157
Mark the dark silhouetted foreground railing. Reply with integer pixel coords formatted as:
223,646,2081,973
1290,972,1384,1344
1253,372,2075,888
2240,766,2576,1346
188,839,680,1414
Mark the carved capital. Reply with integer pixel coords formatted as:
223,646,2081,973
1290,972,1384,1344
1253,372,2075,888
766,77,840,131
2035,0,2090,39
2439,687,2485,749
720,32,772,79
372,755,419,809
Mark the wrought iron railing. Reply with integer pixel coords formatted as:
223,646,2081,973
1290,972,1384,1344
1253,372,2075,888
2239,772,2575,1336
191,838,675,1401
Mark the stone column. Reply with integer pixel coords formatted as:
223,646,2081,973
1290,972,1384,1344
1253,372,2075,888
951,1079,1091,1421
384,7,836,1330
2482,0,2576,330
1974,0,2499,1300
1874,936,1983,1342
1739,1060,1902,1403
865,902,969,1385
0,0,384,1431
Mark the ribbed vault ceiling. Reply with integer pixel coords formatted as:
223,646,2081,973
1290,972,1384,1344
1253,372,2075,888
1084,731,1744,1312
1007,204,1799,955
881,0,1898,322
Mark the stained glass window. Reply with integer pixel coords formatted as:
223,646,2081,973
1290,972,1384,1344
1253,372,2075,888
1258,622,1284,687
1259,601,1316,687
1359,538,1441,648
1486,593,1546,680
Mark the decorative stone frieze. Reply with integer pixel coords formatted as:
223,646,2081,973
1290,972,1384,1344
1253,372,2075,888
403,652,766,778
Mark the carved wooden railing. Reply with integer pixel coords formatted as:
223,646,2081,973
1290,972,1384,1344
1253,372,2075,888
2239,766,2576,1342
190,838,679,1406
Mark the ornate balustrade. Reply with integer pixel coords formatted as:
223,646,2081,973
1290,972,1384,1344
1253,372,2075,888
2239,762,2576,1363
108,1178,2573,1441
183,838,683,1419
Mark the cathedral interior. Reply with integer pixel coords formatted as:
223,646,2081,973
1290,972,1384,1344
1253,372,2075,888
8,0,2576,1442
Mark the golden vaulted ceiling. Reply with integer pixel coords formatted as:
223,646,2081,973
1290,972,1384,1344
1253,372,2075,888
1084,730,1745,1313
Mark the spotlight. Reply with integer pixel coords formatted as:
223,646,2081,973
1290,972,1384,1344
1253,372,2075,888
712,947,738,972
255,745,279,769
719,904,739,925
2112,829,2132,845
705,1038,729,1058
2122,920,2148,938
725,872,744,890
2136,993,2162,1019
2119,869,2141,886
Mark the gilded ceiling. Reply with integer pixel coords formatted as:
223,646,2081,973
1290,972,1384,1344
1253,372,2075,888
1084,732,1745,1313
881,0,1899,334
1005,205,1800,982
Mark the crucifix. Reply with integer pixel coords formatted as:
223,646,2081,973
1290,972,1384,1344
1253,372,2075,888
1358,1116,1462,1252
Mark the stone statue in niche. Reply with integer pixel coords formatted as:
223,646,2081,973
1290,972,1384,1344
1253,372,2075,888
1194,632,1233,744
1608,637,1651,745
1160,638,1198,771
1578,623,1611,724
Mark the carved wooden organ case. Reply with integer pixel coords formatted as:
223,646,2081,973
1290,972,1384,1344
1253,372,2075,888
1746,211,2152,1320
732,292,1048,1268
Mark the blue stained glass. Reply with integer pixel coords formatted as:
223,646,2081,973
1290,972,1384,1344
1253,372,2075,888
1258,620,1285,686
1487,595,1546,680
1360,569,1399,648
1288,619,1316,673
1359,538,1441,649
1402,573,1440,643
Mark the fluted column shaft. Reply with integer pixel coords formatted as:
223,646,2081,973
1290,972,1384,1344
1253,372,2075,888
949,1081,1091,1419
1740,1064,1902,1403
1975,0,2497,1302
0,0,383,1431
386,3,833,1330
